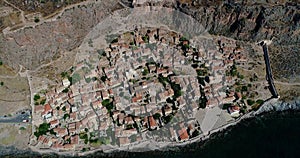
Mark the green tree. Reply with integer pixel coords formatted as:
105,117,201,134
142,35,149,43
34,123,50,137
153,113,161,119
102,99,114,112
50,129,56,135
256,99,264,105
34,94,40,101
0,82,3,86
247,99,255,106
40,99,46,105
230,64,238,76
60,72,68,78
63,113,70,120
34,17,40,23
222,103,232,110
163,114,173,124
241,86,248,92
142,67,149,76
101,76,107,82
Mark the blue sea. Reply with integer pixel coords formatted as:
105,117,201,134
107,111,300,158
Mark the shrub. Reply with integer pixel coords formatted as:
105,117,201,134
153,113,161,119
247,99,255,106
63,113,70,120
102,99,114,112
40,99,46,105
34,17,40,23
241,86,248,92
111,38,118,43
101,76,107,82
34,94,40,101
256,99,264,105
222,103,232,110
62,88,69,93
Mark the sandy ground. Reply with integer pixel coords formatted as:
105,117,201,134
0,75,30,116
0,123,31,149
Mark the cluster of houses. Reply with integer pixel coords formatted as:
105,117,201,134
174,33,248,117
32,27,249,151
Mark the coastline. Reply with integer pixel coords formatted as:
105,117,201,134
2,98,300,157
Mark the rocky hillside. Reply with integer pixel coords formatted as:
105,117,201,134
127,0,299,81
175,0,300,82
0,0,299,82
0,0,122,70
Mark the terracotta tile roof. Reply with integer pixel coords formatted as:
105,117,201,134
54,128,68,137
71,135,79,144
63,144,74,150
148,116,157,128
124,116,134,124
50,119,59,127
70,112,77,120
81,117,89,126
178,128,189,141
132,95,143,103
76,121,82,129
38,135,46,143
44,104,52,113
52,141,63,149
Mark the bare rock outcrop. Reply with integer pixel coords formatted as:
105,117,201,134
0,0,121,70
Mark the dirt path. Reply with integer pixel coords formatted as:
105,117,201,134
3,0,25,23
0,65,23,78
274,81,300,86
3,0,96,34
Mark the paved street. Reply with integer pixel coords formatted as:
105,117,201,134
0,109,31,123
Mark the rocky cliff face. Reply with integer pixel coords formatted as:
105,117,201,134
174,1,300,82
255,98,300,115
125,0,299,82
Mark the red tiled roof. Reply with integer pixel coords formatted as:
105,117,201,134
178,128,189,140
132,95,142,103
50,119,59,126
44,104,52,113
70,112,77,120
71,135,79,144
148,116,157,128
